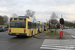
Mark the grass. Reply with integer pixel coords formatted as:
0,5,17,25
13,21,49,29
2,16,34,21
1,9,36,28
46,30,59,35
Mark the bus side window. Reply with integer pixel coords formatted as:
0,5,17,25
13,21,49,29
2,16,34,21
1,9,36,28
28,22,31,29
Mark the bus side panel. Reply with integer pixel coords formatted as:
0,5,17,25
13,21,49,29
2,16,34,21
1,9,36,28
39,26,41,32
26,19,32,36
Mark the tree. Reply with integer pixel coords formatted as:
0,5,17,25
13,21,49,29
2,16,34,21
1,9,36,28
12,13,17,17
0,16,4,25
3,15,8,25
25,10,31,16
25,9,36,20
50,12,58,24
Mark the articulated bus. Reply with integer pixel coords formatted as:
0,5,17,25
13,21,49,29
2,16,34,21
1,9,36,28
8,16,37,37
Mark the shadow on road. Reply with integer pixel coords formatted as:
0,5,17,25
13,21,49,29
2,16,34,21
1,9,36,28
10,36,31,39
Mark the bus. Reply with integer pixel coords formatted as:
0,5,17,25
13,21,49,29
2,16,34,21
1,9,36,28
37,21,42,33
30,17,38,35
8,16,35,37
41,22,44,32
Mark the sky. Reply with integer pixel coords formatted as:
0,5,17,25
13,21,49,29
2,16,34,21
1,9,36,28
0,0,75,22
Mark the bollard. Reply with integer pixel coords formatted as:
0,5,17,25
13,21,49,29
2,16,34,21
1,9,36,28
62,30,63,36
60,24,62,38
60,29,63,38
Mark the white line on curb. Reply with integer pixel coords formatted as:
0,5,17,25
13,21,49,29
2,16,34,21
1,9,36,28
71,35,75,38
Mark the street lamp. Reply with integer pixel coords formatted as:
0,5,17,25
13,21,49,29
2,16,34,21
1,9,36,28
46,19,47,33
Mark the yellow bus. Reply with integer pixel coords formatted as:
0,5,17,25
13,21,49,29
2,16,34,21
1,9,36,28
41,23,44,32
8,16,35,37
30,17,38,35
37,21,42,33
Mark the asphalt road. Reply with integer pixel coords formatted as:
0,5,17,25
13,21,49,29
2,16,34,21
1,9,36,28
0,31,44,50
63,29,75,35
1,29,75,50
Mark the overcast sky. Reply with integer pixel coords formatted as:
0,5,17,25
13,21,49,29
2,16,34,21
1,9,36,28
0,0,75,22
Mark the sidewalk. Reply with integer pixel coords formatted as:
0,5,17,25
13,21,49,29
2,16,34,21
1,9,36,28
34,29,72,39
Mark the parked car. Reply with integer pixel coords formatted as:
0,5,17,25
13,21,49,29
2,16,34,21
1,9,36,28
69,27,74,29
0,28,5,32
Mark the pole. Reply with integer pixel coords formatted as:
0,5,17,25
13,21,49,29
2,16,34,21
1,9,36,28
46,19,47,33
61,15,62,18
60,24,62,38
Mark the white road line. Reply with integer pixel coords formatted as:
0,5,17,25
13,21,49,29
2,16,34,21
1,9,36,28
71,35,75,38
40,47,60,50
40,45,75,49
40,39,75,50
42,44,62,46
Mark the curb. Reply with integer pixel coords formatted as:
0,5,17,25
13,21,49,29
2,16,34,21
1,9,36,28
34,30,73,39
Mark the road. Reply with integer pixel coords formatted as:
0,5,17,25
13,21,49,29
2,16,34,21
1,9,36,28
63,29,75,35
63,29,75,38
0,31,44,50
1,29,75,50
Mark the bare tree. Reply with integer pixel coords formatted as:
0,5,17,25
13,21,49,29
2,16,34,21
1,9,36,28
12,13,17,17
0,16,4,25
50,12,58,24
51,12,58,19
25,10,31,16
3,15,8,25
25,9,36,20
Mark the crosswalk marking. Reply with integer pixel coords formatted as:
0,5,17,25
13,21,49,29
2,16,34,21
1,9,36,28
71,35,75,38
40,39,75,50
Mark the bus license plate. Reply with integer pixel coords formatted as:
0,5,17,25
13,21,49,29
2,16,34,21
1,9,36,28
16,33,19,35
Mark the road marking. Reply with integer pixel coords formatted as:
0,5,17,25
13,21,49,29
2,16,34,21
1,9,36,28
41,45,75,49
40,47,60,50
71,35,75,38
40,39,75,50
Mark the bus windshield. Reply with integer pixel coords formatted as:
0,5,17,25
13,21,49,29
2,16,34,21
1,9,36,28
10,21,26,28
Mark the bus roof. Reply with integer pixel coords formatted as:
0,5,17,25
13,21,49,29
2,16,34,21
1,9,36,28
10,16,31,19
19,16,29,18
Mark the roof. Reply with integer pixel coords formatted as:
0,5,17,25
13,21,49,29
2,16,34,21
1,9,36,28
19,16,29,18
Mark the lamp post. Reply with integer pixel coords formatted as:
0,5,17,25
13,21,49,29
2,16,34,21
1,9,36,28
46,19,47,33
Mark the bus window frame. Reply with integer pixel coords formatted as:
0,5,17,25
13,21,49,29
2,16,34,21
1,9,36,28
10,21,26,28
28,22,31,29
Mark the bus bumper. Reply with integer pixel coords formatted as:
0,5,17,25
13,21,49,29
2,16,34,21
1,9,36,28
8,33,27,36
